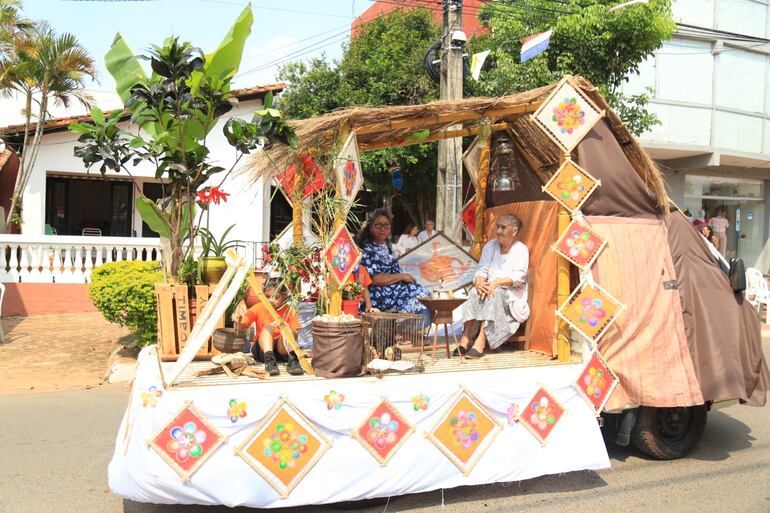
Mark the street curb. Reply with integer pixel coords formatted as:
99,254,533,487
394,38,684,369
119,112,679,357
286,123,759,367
104,345,139,384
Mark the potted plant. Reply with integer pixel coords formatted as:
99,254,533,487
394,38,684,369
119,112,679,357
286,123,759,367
259,241,323,348
341,282,363,318
69,6,296,281
198,224,239,284
260,242,323,305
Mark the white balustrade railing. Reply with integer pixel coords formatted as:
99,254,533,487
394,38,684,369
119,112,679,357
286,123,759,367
0,235,163,284
0,235,270,284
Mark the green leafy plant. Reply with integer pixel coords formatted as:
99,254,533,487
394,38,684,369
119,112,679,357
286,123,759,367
342,282,362,301
467,0,675,136
177,254,199,288
1,16,96,232
70,6,296,279
198,224,239,257
277,8,440,225
261,242,323,306
89,261,162,346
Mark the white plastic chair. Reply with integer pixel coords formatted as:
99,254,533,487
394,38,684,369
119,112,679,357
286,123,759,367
745,268,770,323
0,282,5,342
81,227,102,236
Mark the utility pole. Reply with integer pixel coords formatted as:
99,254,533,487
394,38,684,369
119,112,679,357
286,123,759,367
436,0,464,243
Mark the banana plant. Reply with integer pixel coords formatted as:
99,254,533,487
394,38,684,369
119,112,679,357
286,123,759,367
70,4,296,278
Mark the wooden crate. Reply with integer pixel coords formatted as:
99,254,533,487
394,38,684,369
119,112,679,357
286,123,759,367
156,283,225,361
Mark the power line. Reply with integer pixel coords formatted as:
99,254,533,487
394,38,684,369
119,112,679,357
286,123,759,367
236,31,351,78
243,23,352,59
238,1,442,78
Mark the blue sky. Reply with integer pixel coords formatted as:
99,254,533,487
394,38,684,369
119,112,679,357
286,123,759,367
19,0,371,91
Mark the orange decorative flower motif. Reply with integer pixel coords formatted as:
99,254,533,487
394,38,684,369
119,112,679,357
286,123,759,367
450,410,479,449
324,390,345,410
166,421,207,462
261,422,308,471
557,174,586,203
579,297,606,327
141,385,163,407
584,366,607,400
344,159,357,197
565,229,596,260
228,399,248,423
411,394,430,411
529,397,556,431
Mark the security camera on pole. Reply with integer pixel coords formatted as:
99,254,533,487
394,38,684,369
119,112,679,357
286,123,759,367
436,0,465,244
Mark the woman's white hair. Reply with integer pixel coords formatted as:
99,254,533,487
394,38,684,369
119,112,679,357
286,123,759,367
499,213,523,231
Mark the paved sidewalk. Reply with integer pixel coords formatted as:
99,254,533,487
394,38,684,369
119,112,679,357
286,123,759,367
0,312,130,394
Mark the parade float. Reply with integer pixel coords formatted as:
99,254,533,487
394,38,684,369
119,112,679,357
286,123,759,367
107,76,769,508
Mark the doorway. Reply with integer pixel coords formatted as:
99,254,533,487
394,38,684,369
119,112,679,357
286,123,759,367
45,175,133,236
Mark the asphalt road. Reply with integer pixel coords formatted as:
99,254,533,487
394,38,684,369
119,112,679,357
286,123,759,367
2,356,770,513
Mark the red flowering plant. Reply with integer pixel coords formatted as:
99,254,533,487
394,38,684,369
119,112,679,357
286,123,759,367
193,185,238,258
196,186,230,208
261,243,324,306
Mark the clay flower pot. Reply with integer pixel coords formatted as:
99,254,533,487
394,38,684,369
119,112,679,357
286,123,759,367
341,298,361,318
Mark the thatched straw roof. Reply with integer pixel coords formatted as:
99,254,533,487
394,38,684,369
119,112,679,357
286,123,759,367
242,76,670,211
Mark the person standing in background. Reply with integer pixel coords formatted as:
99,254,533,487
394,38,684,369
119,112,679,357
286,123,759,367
395,224,420,256
418,219,436,242
709,207,729,257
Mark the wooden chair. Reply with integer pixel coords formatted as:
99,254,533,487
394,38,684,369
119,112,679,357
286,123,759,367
507,270,535,348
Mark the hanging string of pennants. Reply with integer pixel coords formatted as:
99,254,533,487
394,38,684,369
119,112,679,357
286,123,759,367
470,0,650,80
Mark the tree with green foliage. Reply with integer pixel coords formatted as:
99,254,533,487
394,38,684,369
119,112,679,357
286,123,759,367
0,0,30,59
1,11,96,231
469,0,675,135
70,6,295,278
278,8,441,226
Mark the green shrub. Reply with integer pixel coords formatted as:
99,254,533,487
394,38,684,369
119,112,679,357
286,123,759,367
89,261,162,347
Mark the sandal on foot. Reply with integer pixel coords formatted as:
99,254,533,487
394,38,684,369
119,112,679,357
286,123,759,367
452,346,467,357
465,348,485,358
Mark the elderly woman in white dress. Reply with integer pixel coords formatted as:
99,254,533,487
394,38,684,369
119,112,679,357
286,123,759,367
455,214,530,358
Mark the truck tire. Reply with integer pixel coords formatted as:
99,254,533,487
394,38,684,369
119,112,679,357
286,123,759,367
630,405,707,460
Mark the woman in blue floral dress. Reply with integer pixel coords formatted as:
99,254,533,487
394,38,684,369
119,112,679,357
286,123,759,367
358,209,428,316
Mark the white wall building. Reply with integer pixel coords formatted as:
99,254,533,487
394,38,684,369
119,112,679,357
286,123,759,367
0,84,283,293
17,85,281,242
625,0,770,269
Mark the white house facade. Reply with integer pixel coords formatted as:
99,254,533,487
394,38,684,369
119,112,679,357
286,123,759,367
625,0,770,269
0,84,284,315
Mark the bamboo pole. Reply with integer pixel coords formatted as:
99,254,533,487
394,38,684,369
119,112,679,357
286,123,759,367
470,122,492,260
359,122,508,152
292,162,304,245
556,153,571,362
328,125,352,316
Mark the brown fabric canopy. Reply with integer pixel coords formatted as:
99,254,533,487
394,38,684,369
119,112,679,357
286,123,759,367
251,74,768,408
577,122,661,219
667,214,769,406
